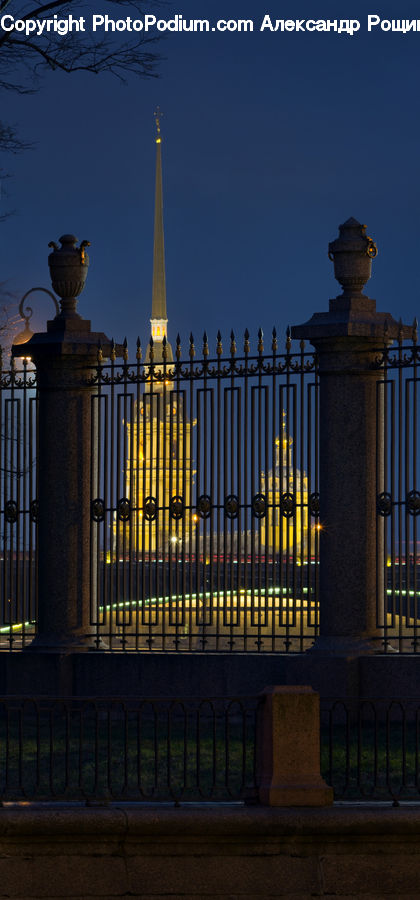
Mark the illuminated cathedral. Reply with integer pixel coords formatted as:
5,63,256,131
260,414,309,559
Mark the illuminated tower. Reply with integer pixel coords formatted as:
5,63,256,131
120,111,194,555
260,413,309,559
147,107,173,363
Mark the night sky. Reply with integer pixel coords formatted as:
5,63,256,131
2,0,420,357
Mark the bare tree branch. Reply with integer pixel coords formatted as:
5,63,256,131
0,293,22,352
0,121,32,152
0,0,167,84
0,0,168,216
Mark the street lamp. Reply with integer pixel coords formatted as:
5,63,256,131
13,286,60,346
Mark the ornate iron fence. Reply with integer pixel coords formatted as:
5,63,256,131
321,696,420,803
5,330,420,654
0,357,37,648
375,330,420,651
88,332,320,651
0,695,259,803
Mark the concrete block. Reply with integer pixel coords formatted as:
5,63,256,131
0,855,127,896
127,853,320,895
321,853,420,895
257,686,333,806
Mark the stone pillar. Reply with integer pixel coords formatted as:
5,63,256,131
12,235,119,652
292,218,411,655
257,686,333,806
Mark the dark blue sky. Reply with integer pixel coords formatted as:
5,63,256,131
2,1,420,356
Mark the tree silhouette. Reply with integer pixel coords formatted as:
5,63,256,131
0,0,165,211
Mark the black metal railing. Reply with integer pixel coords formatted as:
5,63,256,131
5,330,420,654
321,697,420,802
0,695,259,803
375,331,420,651
88,333,320,652
0,358,37,649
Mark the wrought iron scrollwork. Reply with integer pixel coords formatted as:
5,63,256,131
4,500,18,524
281,492,295,518
91,498,105,523
197,494,212,519
224,495,239,519
143,497,157,521
252,493,266,519
407,490,420,516
82,327,318,387
29,500,39,524
116,498,131,522
377,492,392,517
170,496,184,520
309,492,320,517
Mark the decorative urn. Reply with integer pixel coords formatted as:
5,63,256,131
328,218,377,298
48,234,90,316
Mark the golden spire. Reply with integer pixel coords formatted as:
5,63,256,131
152,106,167,323
149,107,173,363
154,106,162,144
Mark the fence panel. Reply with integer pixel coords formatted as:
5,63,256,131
375,335,420,651
321,696,420,802
0,695,259,803
0,359,37,648
88,335,319,651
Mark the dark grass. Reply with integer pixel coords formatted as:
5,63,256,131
321,717,420,802
0,704,258,803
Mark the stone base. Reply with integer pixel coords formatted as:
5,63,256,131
1,805,420,898
258,779,333,807
24,633,107,654
306,635,385,657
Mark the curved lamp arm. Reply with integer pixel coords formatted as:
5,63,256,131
15,287,60,345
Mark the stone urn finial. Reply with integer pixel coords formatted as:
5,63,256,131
328,218,377,299
48,235,91,317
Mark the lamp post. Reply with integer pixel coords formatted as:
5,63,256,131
14,287,60,346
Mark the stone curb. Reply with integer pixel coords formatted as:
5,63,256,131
0,804,419,839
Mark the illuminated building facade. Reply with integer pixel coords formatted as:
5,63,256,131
260,414,309,558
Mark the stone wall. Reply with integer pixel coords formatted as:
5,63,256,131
1,805,420,898
4,651,420,701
